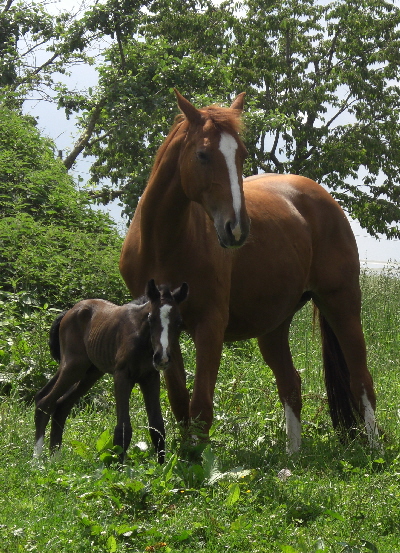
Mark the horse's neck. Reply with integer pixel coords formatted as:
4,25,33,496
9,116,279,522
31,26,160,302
137,139,192,248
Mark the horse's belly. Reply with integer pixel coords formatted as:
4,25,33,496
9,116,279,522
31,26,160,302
225,290,303,340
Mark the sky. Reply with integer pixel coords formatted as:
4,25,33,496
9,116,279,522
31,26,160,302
22,0,400,268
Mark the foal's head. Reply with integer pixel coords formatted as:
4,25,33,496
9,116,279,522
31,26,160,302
174,90,250,249
146,279,188,370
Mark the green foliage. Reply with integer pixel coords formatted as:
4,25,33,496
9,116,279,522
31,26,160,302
0,212,128,306
2,0,400,236
0,269,399,551
0,104,129,309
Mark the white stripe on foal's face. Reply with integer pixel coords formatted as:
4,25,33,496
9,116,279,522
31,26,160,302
159,304,172,363
219,132,242,240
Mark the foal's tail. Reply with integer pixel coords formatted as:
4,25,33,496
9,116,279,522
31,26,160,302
49,311,68,362
318,310,360,433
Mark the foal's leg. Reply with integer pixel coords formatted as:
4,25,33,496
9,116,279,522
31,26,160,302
257,318,302,454
113,368,134,461
139,371,165,464
49,365,103,451
34,372,61,457
34,359,91,457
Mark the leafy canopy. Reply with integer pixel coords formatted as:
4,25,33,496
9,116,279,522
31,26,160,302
2,0,400,238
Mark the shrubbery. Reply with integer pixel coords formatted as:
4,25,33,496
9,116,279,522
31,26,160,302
0,104,130,395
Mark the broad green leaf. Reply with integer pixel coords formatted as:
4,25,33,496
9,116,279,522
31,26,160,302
96,430,113,452
226,483,240,506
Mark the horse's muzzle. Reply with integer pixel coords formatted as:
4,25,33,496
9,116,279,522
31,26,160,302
216,218,250,249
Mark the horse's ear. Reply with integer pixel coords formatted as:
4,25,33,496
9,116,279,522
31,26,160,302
172,282,189,304
174,89,203,125
146,279,160,302
230,92,246,111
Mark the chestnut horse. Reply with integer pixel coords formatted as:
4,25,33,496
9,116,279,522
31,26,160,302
34,279,188,463
120,90,379,453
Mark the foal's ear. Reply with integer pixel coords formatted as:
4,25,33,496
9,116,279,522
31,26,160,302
230,92,246,111
146,279,160,302
172,282,189,304
174,89,203,126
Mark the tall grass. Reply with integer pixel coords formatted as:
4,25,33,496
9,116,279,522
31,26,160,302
0,268,399,552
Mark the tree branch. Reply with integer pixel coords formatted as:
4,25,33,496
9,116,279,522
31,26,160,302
88,188,123,202
2,0,14,13
31,52,60,76
63,99,106,170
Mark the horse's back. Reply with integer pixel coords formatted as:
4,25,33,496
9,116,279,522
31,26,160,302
226,174,360,339
243,173,359,281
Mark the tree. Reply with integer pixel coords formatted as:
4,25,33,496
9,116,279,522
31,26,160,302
3,0,400,238
232,0,400,238
76,0,400,238
0,105,129,307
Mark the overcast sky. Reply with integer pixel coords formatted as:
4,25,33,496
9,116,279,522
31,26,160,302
23,0,400,267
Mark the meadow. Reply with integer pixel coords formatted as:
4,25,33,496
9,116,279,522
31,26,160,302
0,266,399,553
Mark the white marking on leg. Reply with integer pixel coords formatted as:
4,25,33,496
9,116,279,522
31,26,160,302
33,436,44,458
159,304,172,364
361,389,380,449
219,132,242,239
284,403,301,454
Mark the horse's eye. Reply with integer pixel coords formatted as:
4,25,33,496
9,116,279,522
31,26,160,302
196,150,209,164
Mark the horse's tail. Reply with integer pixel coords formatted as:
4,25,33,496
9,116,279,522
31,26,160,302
49,311,68,362
318,309,360,433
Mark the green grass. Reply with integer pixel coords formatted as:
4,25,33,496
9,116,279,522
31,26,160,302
1,268,400,552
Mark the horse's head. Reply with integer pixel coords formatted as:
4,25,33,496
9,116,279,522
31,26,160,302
175,90,250,249
146,279,188,371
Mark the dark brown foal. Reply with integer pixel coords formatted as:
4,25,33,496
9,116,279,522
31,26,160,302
34,279,188,463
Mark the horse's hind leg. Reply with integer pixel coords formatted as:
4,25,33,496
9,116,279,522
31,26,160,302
50,365,103,452
140,372,165,464
258,318,302,454
315,289,378,448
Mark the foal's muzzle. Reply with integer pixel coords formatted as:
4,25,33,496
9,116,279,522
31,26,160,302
153,350,171,371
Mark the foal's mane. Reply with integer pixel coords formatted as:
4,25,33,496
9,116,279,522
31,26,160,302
129,285,174,307
148,104,243,181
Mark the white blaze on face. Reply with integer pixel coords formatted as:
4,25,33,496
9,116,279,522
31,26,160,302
284,403,301,455
219,132,242,240
159,304,172,363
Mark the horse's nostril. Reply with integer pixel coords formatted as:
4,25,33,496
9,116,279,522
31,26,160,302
225,220,242,243
225,220,233,238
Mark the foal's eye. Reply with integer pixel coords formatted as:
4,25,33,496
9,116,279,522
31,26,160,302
196,150,209,164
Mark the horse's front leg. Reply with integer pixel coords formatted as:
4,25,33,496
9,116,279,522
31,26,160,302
163,342,190,425
189,317,225,439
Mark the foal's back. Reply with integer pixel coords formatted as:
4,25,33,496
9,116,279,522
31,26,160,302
60,299,149,375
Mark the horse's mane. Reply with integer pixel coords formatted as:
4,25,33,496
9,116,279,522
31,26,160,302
148,104,243,181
